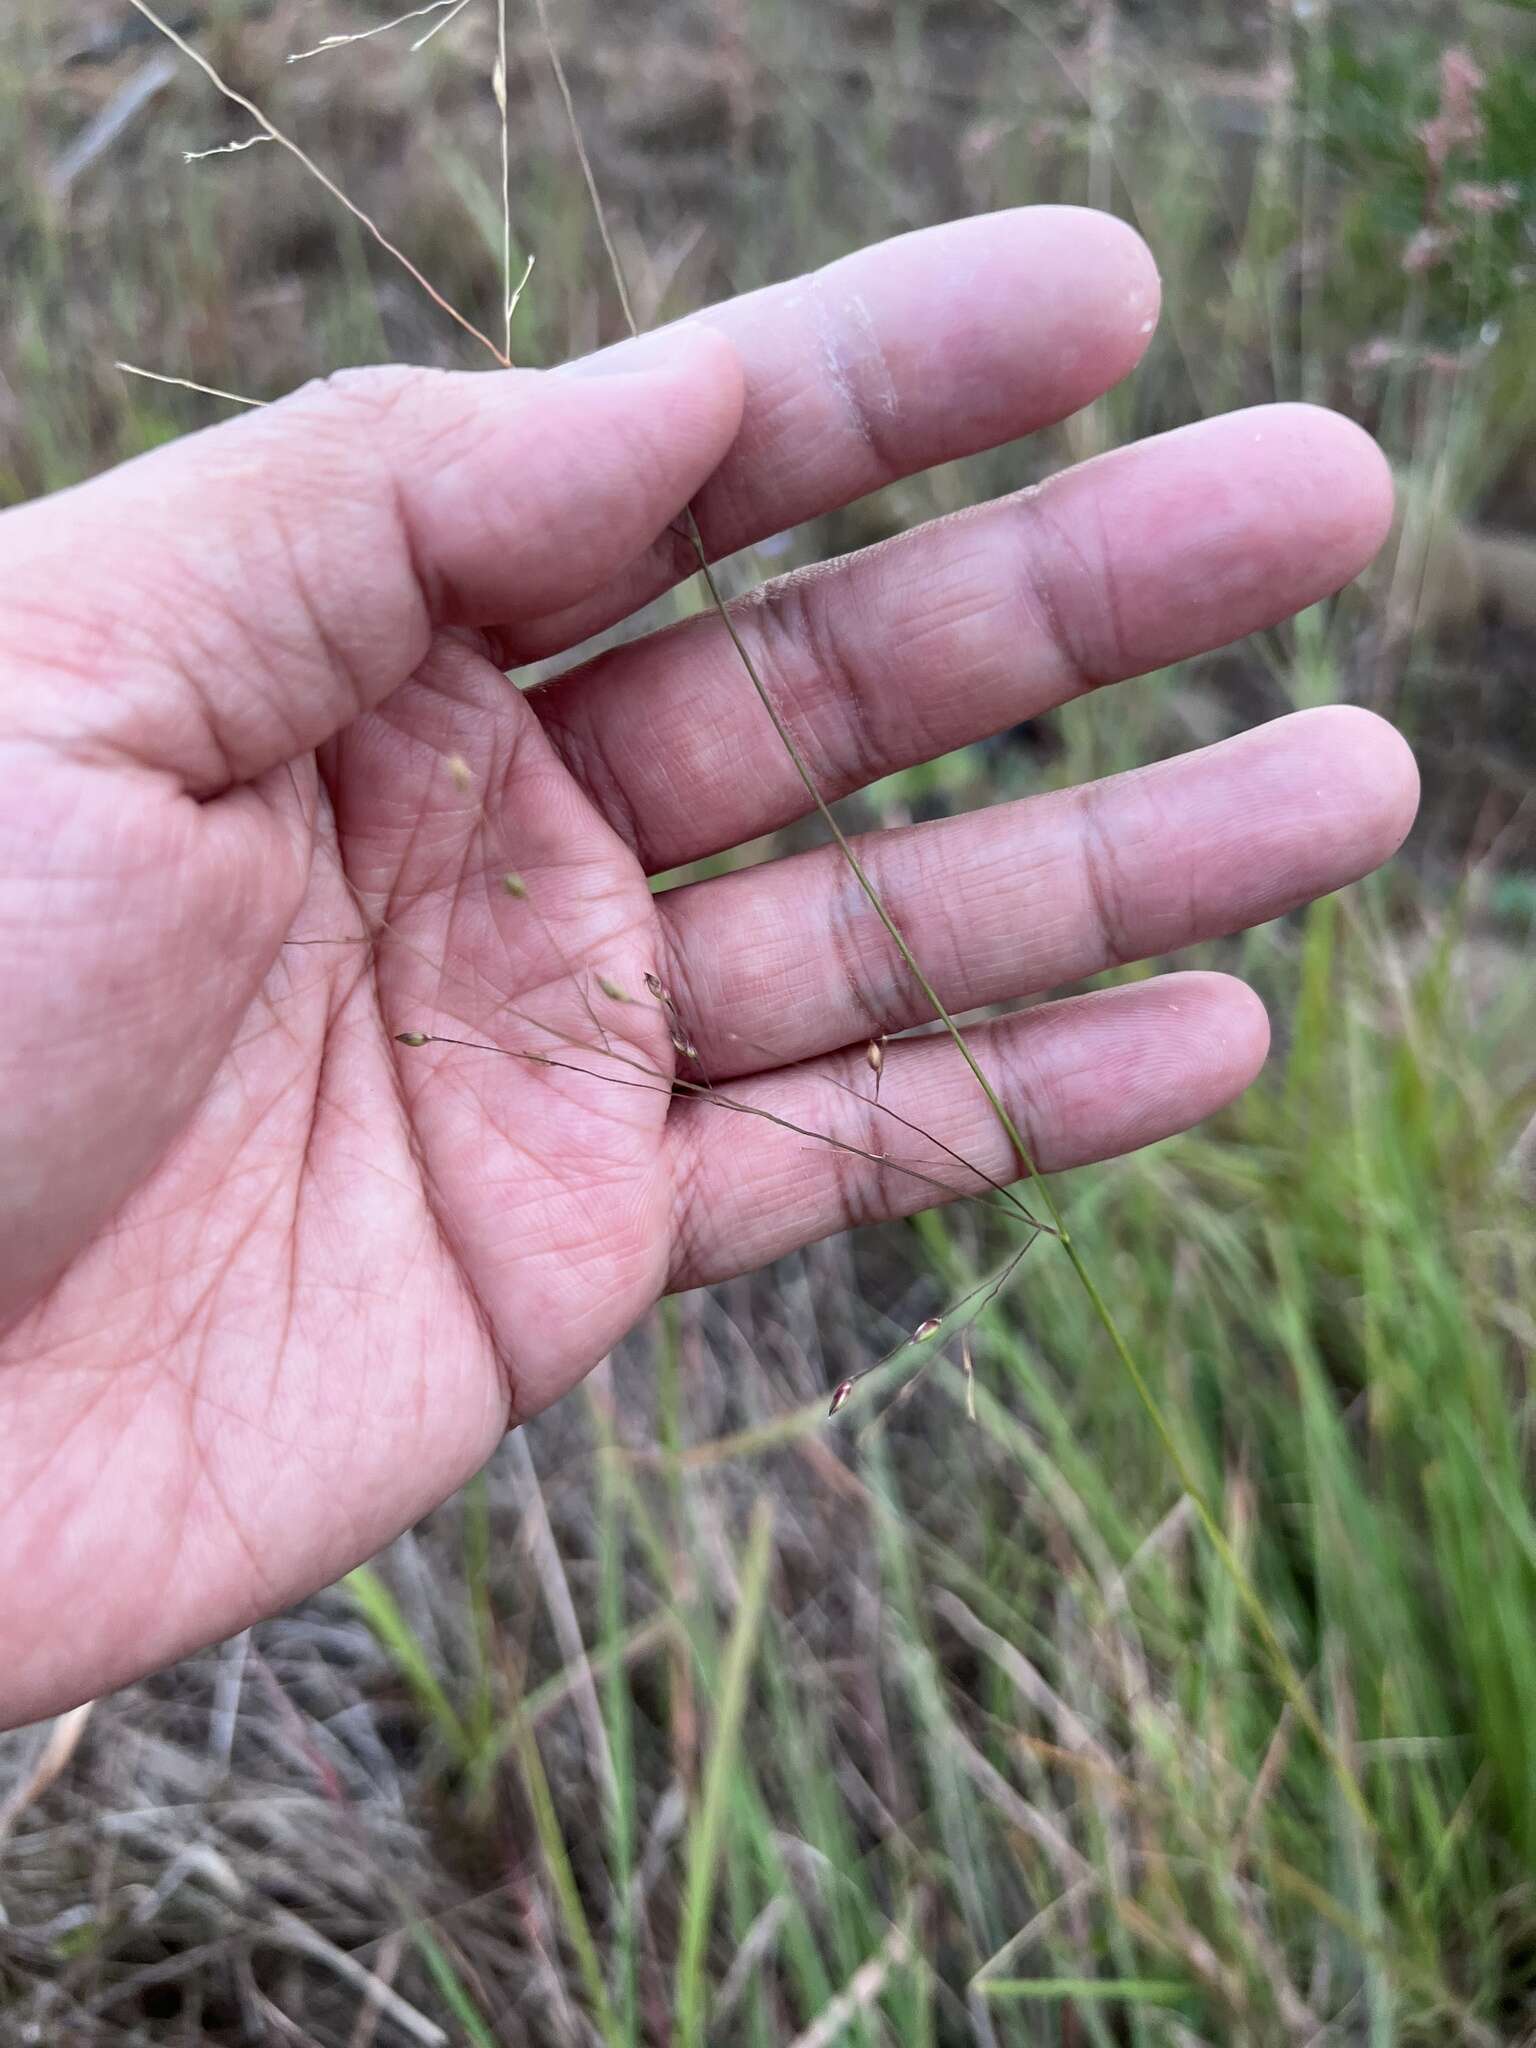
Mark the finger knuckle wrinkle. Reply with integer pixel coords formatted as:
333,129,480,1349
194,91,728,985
828,1081,892,1231
753,570,881,798
1073,782,1137,966
1014,487,1125,693
667,1115,715,1285
809,274,902,467
542,697,647,859
825,871,897,1044
990,1035,1052,1161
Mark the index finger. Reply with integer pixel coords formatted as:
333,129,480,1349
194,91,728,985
511,206,1161,658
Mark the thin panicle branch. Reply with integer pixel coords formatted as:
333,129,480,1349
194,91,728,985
726,1026,1045,1231
410,0,476,52
124,0,510,366
183,134,272,162
287,0,470,64
686,487,1374,1829
394,1030,1035,1223
835,1231,1042,1422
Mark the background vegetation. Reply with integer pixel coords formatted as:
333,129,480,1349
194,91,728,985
2,0,1535,2041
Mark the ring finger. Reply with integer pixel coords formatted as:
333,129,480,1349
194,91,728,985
656,705,1418,1082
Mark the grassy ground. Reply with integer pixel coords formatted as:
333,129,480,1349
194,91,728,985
3,1,1536,2042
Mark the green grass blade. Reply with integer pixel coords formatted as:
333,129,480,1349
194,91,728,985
345,1563,470,1764
978,1977,1192,2005
409,1920,499,2048
675,1500,776,2048
512,1714,623,2043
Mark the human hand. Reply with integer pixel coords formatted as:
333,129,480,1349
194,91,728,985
0,209,1416,1726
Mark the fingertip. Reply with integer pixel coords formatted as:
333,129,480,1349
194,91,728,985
1290,703,1421,865
668,316,748,389
1135,967,1268,1085
872,206,1165,442
1016,205,1163,377
1035,402,1403,674
1255,402,1397,580
1040,970,1271,1170
553,321,745,456
666,320,750,457
1187,970,1273,1089
1064,205,1163,339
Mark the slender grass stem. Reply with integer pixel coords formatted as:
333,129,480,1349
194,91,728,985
528,0,1373,1832
495,0,514,363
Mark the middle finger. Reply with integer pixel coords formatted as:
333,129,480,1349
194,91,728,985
535,403,1392,875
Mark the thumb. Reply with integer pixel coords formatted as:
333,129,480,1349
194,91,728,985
0,326,743,791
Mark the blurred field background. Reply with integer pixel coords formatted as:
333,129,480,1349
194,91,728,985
3,0,1536,2041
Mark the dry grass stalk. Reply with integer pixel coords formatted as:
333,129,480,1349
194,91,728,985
0,1703,94,1843
116,360,265,406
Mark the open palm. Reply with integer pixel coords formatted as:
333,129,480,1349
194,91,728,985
0,210,1417,1727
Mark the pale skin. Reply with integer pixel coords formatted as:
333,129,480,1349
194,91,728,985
0,210,1418,1728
